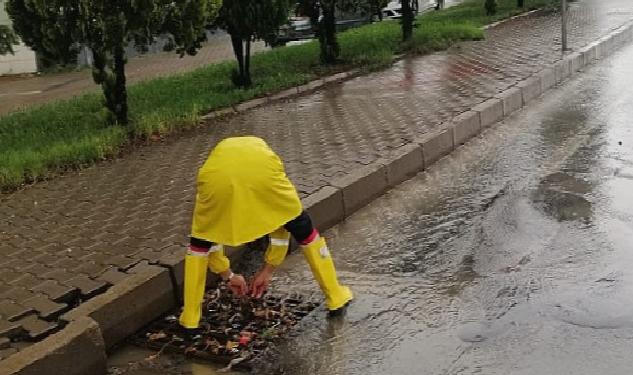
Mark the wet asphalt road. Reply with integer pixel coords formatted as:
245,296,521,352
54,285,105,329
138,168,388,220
108,39,633,375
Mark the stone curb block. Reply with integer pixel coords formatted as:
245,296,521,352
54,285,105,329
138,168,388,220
483,9,540,30
473,99,503,129
297,80,324,94
519,77,542,105
579,45,595,66
384,143,425,188
235,97,267,113
303,186,345,231
417,129,455,167
200,108,236,121
0,317,106,375
323,71,355,84
552,61,567,84
569,53,584,73
598,37,611,56
452,111,481,145
267,88,297,103
62,265,174,349
593,40,604,59
331,163,388,218
538,68,557,92
614,30,624,46
496,87,523,116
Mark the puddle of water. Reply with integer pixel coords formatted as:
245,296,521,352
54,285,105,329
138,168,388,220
108,345,233,375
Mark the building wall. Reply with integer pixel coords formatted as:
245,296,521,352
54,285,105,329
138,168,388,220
0,0,38,75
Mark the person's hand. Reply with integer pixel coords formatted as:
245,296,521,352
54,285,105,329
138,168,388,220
227,274,248,296
250,264,275,298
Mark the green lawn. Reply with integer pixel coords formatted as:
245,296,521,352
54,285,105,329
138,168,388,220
0,0,554,191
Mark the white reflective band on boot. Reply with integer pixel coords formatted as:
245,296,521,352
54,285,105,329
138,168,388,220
319,245,330,258
271,238,290,246
209,245,223,253
187,249,209,257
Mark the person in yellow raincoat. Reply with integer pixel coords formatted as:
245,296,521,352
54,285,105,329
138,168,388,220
179,136,353,331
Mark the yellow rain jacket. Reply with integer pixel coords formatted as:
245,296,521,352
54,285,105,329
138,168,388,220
191,137,302,246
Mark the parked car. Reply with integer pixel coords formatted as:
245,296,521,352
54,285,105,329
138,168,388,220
381,0,438,19
382,1,402,19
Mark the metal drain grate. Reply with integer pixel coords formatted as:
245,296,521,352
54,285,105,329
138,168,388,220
130,284,318,371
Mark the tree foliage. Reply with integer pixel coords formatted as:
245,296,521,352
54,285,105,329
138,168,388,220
0,25,18,55
6,0,79,66
216,0,291,86
295,0,358,64
161,0,222,57
368,0,389,21
485,0,497,15
7,0,221,126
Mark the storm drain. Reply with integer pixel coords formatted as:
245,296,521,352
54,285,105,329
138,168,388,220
130,284,318,371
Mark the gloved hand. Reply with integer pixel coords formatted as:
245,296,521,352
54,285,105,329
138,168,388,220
250,264,275,298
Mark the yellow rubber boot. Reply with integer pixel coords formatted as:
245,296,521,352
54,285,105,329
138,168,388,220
302,235,353,311
179,250,209,329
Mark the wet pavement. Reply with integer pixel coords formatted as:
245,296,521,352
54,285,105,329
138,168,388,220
260,41,633,374
107,36,633,375
3,0,633,361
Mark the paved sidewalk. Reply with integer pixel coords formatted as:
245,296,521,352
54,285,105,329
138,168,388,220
0,33,266,115
1,0,633,359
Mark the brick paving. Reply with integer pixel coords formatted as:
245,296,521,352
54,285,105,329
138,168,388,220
0,33,266,115
1,0,633,359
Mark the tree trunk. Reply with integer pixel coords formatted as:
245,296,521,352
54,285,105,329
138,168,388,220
113,45,128,126
319,1,339,64
517,0,525,7
91,49,118,125
230,34,247,86
244,40,252,86
485,0,497,15
402,0,414,42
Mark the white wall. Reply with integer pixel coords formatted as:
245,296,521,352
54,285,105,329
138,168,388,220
0,0,38,75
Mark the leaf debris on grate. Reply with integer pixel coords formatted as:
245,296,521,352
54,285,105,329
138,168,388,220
130,284,318,371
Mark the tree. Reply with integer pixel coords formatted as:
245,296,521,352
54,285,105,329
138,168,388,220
401,0,414,41
318,0,339,64
485,0,497,15
6,0,79,67
517,0,525,8
296,0,353,64
0,25,18,55
369,0,388,21
8,0,221,126
161,0,223,57
217,0,291,86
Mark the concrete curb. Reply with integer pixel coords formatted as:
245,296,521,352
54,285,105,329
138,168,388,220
483,9,541,30
61,264,174,349
3,16,632,375
200,70,362,121
0,317,106,375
